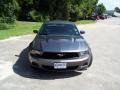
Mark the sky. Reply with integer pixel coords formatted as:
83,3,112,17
99,0,120,10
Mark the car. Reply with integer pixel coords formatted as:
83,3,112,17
99,15,105,20
88,15,97,20
28,20,93,71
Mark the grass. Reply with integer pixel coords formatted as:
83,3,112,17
0,20,95,40
75,20,96,24
0,21,42,39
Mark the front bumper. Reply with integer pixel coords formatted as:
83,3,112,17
28,53,90,71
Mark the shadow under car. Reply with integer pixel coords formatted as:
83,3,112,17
13,48,82,80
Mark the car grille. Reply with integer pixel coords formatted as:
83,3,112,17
31,52,79,59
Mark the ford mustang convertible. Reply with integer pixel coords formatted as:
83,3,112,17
28,20,93,71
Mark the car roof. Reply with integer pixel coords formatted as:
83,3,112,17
44,20,74,25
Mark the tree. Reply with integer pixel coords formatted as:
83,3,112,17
96,3,106,15
69,0,98,21
16,0,99,21
33,0,72,21
0,0,19,23
17,0,33,21
48,0,71,20
115,7,120,13
33,0,50,21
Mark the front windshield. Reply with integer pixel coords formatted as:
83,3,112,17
40,24,80,36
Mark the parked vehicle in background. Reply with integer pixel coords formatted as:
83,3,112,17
88,15,97,20
103,14,108,19
99,15,105,20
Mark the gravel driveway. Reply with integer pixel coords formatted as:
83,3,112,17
0,17,120,90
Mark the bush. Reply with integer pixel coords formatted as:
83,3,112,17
28,10,49,22
0,23,15,30
0,0,19,30
0,0,19,24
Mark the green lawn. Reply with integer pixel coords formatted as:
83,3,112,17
0,20,95,40
75,20,96,24
0,21,42,39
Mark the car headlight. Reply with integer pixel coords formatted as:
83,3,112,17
30,50,43,55
80,50,89,57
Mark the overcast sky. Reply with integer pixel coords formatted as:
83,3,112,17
99,0,120,10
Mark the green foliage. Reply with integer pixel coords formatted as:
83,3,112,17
0,23,8,30
115,7,120,13
48,0,71,20
28,10,49,21
0,0,19,30
16,0,101,21
0,0,106,22
96,3,106,15
0,0,19,24
0,23,15,30
69,0,98,21
17,0,33,21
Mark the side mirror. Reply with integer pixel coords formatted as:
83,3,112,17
80,30,85,34
33,30,38,34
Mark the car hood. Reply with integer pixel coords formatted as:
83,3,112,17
33,35,89,52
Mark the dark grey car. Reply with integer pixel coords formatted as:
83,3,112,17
28,20,93,71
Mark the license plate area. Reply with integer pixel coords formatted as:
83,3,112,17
54,63,67,69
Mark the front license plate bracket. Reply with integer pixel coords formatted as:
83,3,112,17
54,63,67,69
